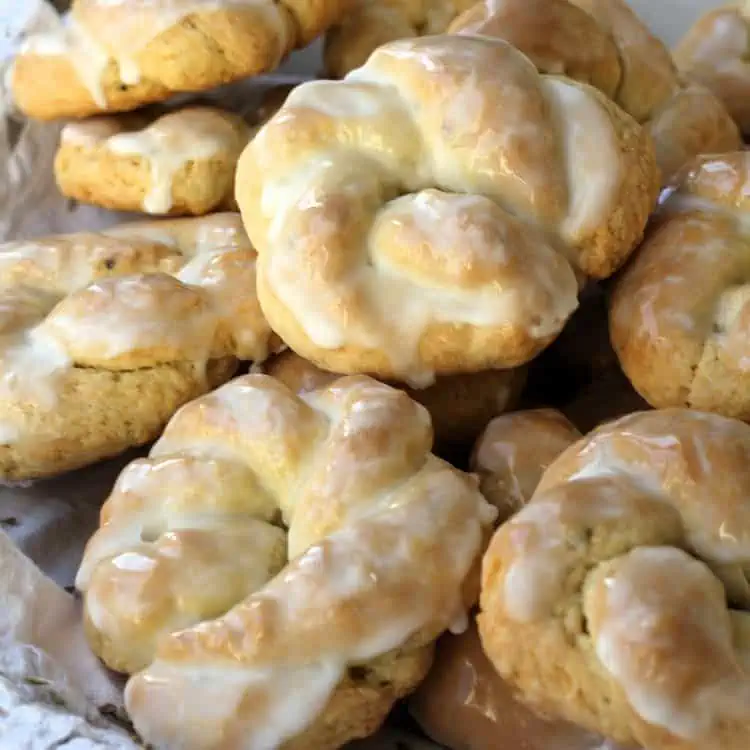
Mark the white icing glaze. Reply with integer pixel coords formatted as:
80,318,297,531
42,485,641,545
108,108,248,213
593,546,750,739
542,79,621,242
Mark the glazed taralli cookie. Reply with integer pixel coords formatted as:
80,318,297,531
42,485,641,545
413,410,631,750
265,350,526,455
76,374,497,749
55,106,250,216
479,409,750,750
448,0,741,182
610,151,750,420
323,0,475,78
237,34,659,384
674,1,750,133
0,213,274,480
11,0,345,120
54,86,292,216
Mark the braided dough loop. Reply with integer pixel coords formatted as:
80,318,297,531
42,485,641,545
11,0,345,120
237,34,659,383
611,151,750,419
479,409,750,750
448,0,741,182
0,213,273,480
76,373,496,749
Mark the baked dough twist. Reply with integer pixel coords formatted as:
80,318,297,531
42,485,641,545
237,34,659,384
323,0,475,78
448,0,741,182
674,1,750,133
265,350,526,456
76,374,496,749
480,409,750,750
611,151,750,420
0,213,273,480
11,0,345,120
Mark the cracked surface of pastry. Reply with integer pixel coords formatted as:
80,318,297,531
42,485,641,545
76,373,496,750
0,212,274,480
480,408,750,750
237,34,659,384
611,151,750,420
448,0,741,182
11,0,347,120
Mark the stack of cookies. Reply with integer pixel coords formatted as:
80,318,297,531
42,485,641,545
7,2,750,750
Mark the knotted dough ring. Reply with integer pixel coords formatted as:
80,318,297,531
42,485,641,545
611,151,750,420
480,409,750,750
76,374,496,750
237,34,659,384
11,0,345,120
448,0,741,182
0,213,273,480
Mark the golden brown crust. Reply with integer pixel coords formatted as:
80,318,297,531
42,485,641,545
573,89,659,277
479,409,750,750
12,2,344,120
265,350,526,455
281,645,434,750
610,151,750,419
